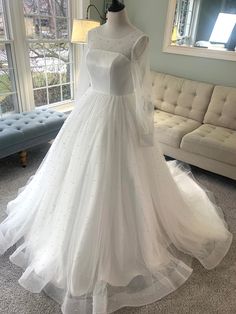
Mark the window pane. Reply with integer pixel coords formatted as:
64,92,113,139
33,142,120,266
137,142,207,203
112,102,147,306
44,43,60,66
62,84,70,100
0,69,12,94
23,0,38,15
0,44,8,68
61,63,70,83
48,85,61,103
0,15,5,39
29,43,45,67
55,0,68,17
38,0,54,16
0,0,4,39
34,88,47,106
41,16,56,39
47,66,60,86
0,43,18,115
31,67,46,88
59,42,69,63
25,16,41,39
0,94,15,115
56,18,68,39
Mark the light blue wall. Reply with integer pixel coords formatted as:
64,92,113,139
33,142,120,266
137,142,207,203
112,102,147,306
90,0,104,20
92,0,236,87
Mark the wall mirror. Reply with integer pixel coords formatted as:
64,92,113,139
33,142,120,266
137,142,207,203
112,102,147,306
163,0,236,61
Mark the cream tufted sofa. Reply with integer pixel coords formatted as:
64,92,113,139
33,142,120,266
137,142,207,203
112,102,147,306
151,72,236,180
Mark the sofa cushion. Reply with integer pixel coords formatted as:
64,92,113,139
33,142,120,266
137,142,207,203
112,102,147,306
151,72,214,123
154,109,200,148
181,124,236,166
203,85,236,130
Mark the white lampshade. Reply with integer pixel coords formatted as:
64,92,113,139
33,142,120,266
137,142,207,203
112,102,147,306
71,19,100,44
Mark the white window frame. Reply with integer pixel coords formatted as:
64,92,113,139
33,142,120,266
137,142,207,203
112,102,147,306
6,0,84,113
0,0,20,115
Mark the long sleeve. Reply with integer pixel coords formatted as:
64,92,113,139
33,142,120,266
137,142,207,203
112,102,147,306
131,35,154,147
74,44,91,105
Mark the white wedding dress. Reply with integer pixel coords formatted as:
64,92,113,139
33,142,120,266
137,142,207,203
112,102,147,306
0,26,233,314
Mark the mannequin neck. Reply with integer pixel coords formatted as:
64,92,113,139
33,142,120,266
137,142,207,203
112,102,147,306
102,8,135,37
106,8,132,28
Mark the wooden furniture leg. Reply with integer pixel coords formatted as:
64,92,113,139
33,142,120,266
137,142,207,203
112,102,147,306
19,150,27,167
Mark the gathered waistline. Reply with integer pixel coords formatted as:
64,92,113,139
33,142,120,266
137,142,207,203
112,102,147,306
88,86,135,97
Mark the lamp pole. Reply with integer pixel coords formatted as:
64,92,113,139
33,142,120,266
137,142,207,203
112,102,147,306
86,4,107,21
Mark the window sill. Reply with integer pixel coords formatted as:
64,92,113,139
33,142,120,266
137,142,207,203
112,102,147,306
44,101,75,114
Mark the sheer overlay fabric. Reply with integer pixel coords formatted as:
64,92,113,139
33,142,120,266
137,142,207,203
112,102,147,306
0,26,233,314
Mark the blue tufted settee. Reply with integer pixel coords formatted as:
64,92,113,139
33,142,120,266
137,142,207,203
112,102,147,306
0,108,67,167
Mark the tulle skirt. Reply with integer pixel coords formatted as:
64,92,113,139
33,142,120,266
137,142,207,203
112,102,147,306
0,87,232,313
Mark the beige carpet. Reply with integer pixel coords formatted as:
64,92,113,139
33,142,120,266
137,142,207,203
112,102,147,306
0,143,236,314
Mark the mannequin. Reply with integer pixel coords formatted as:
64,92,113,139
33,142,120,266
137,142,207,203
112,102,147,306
96,2,148,57
94,1,149,58
92,0,149,59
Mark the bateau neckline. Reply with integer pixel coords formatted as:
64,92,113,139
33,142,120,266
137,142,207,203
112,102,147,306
94,27,140,40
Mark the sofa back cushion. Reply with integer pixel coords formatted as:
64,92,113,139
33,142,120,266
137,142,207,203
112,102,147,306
203,86,236,130
151,72,214,123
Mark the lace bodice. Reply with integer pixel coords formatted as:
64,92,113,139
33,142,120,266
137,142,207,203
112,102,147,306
88,27,146,60
86,26,148,96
